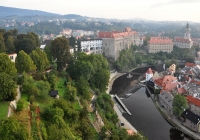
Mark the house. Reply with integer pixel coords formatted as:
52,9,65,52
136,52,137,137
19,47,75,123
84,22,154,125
145,68,153,81
159,91,173,114
187,83,200,98
49,90,59,98
8,53,17,63
147,36,173,53
154,75,177,89
185,62,196,68
182,109,200,132
187,95,200,116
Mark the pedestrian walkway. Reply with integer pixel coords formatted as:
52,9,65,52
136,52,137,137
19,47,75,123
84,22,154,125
7,85,21,117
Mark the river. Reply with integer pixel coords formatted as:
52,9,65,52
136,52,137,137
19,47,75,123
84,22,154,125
110,67,193,140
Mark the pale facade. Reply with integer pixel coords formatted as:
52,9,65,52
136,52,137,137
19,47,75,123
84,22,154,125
147,37,173,53
99,27,141,60
8,53,17,63
80,39,102,54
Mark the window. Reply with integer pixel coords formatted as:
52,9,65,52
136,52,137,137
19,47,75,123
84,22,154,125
10,56,13,59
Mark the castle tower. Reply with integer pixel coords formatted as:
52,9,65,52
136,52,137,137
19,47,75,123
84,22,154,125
184,22,191,39
146,68,153,81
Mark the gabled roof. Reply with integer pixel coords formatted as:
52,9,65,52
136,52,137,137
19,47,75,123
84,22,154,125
154,75,177,87
182,109,200,124
8,53,17,56
49,90,58,97
148,36,173,44
185,62,196,67
187,95,200,107
174,37,192,43
159,91,173,108
177,87,187,94
162,82,179,92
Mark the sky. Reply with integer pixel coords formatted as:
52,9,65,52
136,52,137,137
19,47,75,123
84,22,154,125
1,0,200,22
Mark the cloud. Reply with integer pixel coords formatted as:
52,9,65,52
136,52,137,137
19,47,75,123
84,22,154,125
151,0,200,8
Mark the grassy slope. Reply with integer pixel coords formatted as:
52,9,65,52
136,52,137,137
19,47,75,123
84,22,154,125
0,100,9,120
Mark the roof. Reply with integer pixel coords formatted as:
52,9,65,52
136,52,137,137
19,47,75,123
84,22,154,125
148,36,173,44
174,37,192,43
98,27,138,39
146,68,153,74
187,95,200,107
162,82,179,92
159,91,173,108
182,109,200,124
126,129,134,136
49,90,58,97
177,87,187,94
8,53,17,56
185,62,196,67
154,75,177,87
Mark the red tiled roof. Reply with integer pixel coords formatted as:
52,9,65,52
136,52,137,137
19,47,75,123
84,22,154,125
146,68,153,74
177,87,187,94
148,37,173,44
162,82,179,92
185,62,196,67
187,95,200,107
154,75,177,87
174,37,192,43
98,27,138,39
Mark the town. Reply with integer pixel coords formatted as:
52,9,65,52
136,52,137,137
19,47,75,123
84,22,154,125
1,4,200,140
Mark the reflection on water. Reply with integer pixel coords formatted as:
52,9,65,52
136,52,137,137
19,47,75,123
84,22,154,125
110,71,193,140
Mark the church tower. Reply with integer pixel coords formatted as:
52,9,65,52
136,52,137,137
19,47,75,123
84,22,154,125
184,22,191,39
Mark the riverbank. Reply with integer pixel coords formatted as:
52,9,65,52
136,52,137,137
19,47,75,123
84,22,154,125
106,71,138,133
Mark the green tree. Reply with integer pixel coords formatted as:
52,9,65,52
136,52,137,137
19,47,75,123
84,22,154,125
50,37,71,71
172,94,188,117
46,72,57,89
0,117,29,140
5,36,15,53
44,46,53,62
15,50,36,73
0,72,17,101
136,55,143,66
17,38,37,54
0,34,6,53
30,48,49,71
16,99,26,111
0,53,17,75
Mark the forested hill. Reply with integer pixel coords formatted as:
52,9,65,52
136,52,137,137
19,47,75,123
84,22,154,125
0,6,60,17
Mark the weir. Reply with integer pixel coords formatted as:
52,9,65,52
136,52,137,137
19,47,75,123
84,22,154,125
114,94,132,115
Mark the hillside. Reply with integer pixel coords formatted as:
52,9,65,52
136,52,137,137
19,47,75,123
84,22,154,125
0,6,61,17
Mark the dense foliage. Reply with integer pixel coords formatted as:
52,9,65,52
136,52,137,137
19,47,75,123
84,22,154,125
172,94,188,117
67,52,110,92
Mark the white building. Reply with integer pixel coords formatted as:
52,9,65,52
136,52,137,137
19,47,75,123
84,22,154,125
147,36,173,53
8,53,17,63
146,68,153,81
80,39,102,54
174,23,193,48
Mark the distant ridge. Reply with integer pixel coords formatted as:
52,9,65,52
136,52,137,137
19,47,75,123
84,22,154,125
0,6,61,17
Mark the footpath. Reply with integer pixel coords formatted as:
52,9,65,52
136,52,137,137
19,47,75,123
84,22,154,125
7,85,21,117
107,71,138,133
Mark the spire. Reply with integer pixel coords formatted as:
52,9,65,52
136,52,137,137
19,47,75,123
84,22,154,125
186,22,189,30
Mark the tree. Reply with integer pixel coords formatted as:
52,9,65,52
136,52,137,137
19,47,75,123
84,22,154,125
50,37,71,71
0,117,29,140
0,72,17,101
5,36,15,53
0,53,17,75
46,72,57,89
15,50,36,73
0,34,6,53
16,99,26,111
16,38,37,54
136,55,143,66
30,48,49,71
172,94,188,117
